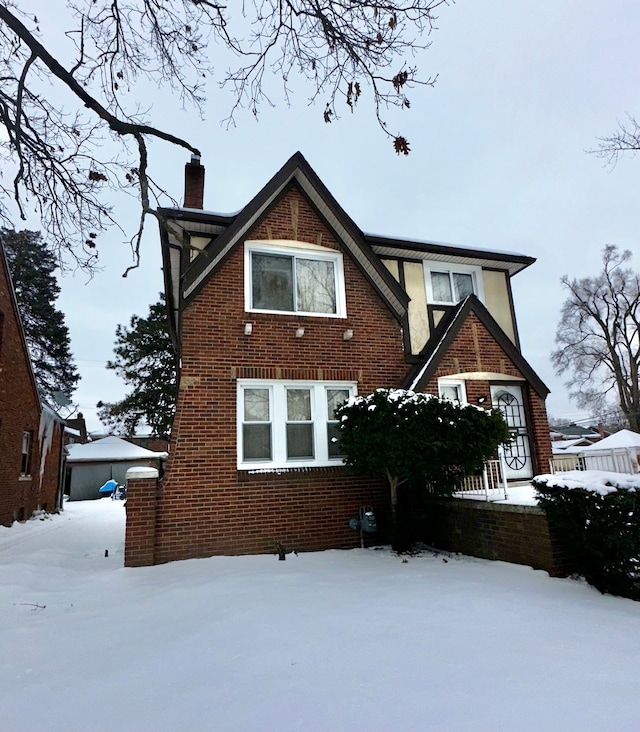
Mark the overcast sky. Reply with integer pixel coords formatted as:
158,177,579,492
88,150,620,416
23,0,640,433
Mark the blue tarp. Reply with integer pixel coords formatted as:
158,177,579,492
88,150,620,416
98,479,118,494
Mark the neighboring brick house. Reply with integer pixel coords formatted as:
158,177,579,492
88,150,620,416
0,242,65,525
124,152,551,566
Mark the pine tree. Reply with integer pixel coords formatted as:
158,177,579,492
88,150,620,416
97,295,177,438
1,228,79,405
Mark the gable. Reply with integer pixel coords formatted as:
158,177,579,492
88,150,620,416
0,242,40,410
404,295,549,398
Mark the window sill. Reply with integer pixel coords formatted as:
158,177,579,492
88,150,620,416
18,475,32,482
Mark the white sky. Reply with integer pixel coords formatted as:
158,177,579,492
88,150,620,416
14,0,640,433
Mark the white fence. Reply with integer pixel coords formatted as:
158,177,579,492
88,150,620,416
550,447,639,475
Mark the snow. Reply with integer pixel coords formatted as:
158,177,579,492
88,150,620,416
534,470,640,495
2,501,640,731
580,429,640,451
66,435,168,462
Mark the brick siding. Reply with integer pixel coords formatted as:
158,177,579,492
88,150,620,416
0,255,62,524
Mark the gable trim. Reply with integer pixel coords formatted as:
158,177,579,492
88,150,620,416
403,295,550,398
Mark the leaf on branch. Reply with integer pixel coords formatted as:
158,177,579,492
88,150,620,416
393,136,410,155
392,70,409,93
389,14,398,30
89,170,108,182
323,104,333,123
85,239,96,248
376,32,383,44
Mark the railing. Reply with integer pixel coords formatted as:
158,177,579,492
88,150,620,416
549,448,639,475
455,449,509,502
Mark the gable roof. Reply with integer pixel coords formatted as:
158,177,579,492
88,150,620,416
158,152,410,349
402,295,550,398
581,429,640,451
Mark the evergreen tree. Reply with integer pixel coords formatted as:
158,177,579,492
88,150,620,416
1,228,79,405
97,295,177,438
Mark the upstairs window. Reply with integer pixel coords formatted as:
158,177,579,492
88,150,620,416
424,264,481,306
238,380,355,469
246,242,346,317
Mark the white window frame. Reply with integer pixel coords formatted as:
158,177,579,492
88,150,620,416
438,378,468,405
423,262,484,306
237,380,356,469
244,241,347,318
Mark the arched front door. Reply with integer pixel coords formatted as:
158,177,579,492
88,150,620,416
490,384,533,481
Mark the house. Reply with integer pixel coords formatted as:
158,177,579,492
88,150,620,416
124,152,552,566
65,436,168,500
0,241,65,525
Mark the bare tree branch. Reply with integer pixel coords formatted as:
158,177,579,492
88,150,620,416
552,246,640,431
0,0,447,271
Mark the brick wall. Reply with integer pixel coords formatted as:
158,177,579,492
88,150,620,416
422,313,552,476
415,497,568,576
0,254,48,525
126,187,407,565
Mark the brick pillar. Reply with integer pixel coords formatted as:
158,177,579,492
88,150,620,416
184,155,205,209
124,467,159,567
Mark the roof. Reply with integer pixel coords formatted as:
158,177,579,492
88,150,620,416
158,152,536,353
66,436,168,463
581,429,640,451
402,295,550,398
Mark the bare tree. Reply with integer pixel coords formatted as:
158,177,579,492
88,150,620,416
0,1,447,272
593,113,640,165
552,246,640,432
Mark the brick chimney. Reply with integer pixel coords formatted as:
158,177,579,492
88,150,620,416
184,154,205,209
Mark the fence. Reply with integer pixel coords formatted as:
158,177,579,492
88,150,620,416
550,447,639,475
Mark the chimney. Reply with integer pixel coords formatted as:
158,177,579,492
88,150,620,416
184,154,205,209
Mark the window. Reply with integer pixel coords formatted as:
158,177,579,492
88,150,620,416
238,381,355,468
245,242,346,317
423,264,481,305
20,430,32,476
438,379,467,405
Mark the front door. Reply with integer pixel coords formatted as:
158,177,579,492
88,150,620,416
490,384,533,481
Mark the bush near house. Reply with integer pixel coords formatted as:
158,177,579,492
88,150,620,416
533,474,640,600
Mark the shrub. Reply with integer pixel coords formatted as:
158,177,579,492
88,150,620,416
533,474,640,600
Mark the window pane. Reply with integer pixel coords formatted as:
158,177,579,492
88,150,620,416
243,424,272,460
327,422,343,458
453,272,474,300
287,389,311,421
327,389,349,419
431,272,453,302
296,259,337,314
244,389,270,421
252,253,294,311
440,384,461,402
286,424,314,459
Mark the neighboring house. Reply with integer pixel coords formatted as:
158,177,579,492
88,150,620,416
0,242,65,524
65,436,168,500
125,152,552,566
551,423,602,441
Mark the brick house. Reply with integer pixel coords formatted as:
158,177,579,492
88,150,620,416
0,242,65,525
124,152,551,566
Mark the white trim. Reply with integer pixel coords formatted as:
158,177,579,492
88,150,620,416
244,241,347,318
437,378,468,405
237,379,356,469
423,261,484,305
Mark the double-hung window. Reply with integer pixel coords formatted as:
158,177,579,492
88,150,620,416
238,381,355,469
245,242,346,317
20,430,32,476
423,264,481,305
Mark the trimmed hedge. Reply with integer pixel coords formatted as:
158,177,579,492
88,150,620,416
533,476,640,600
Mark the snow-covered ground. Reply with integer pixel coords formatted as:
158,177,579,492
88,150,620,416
2,499,640,732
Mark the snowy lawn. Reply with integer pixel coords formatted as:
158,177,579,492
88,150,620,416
2,500,640,732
